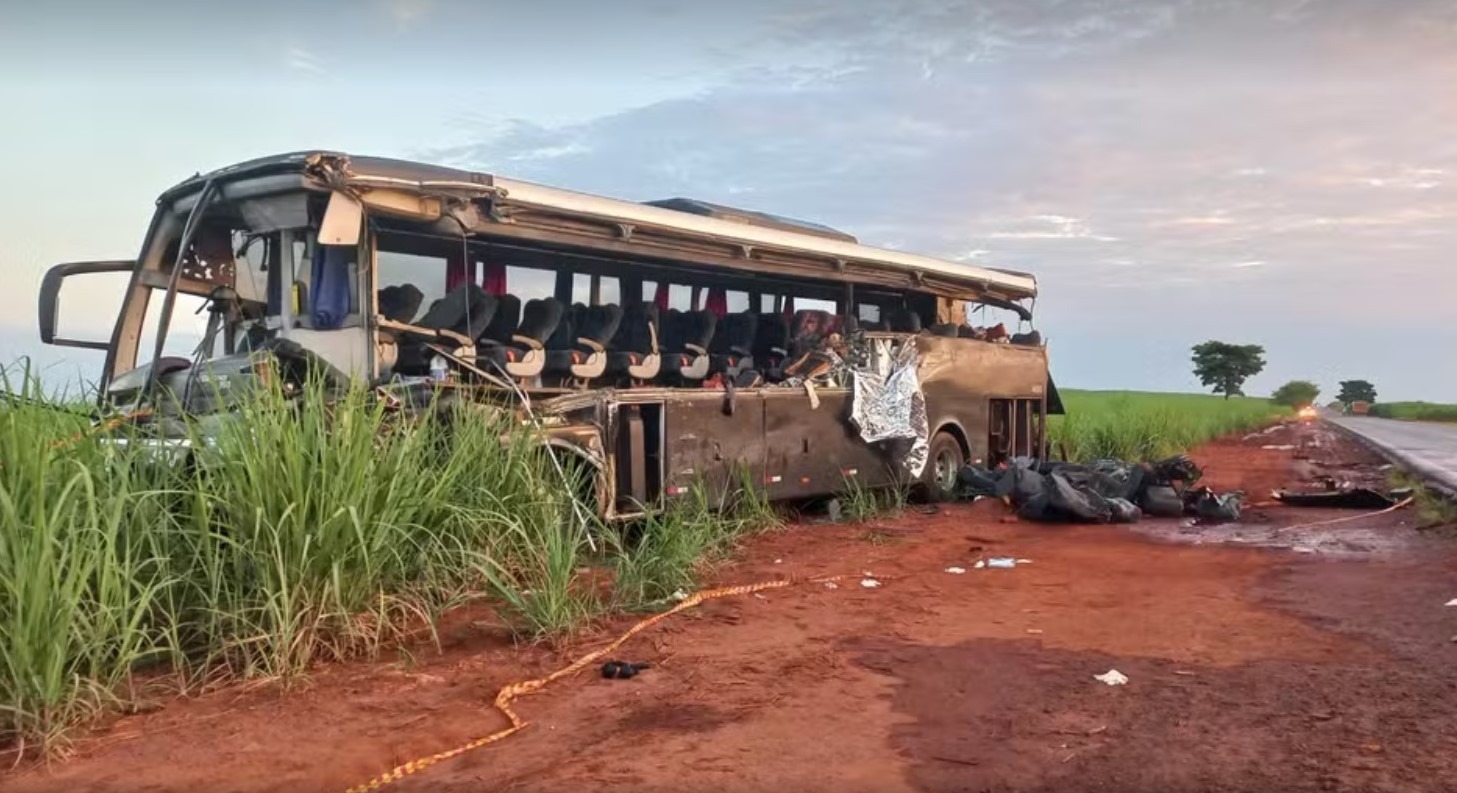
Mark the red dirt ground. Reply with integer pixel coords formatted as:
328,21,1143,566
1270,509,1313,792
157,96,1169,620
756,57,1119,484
8,420,1457,793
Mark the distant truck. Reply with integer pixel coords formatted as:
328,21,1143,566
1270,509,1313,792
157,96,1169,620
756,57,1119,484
1348,401,1371,416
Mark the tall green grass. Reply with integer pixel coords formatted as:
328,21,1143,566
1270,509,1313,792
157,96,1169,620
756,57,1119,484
1050,389,1287,462
1,363,773,758
1369,401,1457,423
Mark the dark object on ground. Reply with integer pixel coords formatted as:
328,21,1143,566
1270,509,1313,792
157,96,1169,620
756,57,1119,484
1108,498,1142,523
601,661,651,680
1275,487,1410,510
956,452,1234,525
1186,487,1243,522
1140,485,1186,518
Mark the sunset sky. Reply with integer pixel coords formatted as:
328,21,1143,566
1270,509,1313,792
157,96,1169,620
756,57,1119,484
2,0,1453,400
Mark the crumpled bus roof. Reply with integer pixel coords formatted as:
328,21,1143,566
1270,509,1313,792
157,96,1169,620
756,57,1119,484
161,151,1038,301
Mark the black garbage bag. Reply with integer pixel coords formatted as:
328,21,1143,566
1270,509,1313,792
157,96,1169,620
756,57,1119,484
1140,485,1185,518
1149,455,1202,487
1001,462,1052,519
1186,486,1242,522
957,465,1002,498
1108,498,1142,524
1045,472,1115,522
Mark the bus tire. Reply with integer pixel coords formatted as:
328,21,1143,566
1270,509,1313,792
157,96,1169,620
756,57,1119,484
920,431,965,502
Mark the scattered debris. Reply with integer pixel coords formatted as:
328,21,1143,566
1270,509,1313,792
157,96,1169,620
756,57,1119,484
1293,546,1318,554
860,578,882,588
1276,487,1409,510
1172,670,1197,677
945,566,967,574
823,581,839,590
987,557,1017,569
670,589,690,602
1093,669,1129,686
958,454,1231,524
1444,598,1457,607
1262,444,1297,451
774,558,783,564
1025,628,1044,635
752,593,768,600
826,499,843,523
600,661,650,680
973,560,987,569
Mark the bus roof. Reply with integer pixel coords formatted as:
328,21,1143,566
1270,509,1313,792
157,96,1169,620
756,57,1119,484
163,151,1038,301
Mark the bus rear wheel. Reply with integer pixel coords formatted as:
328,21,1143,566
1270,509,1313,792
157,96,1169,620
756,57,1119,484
919,431,965,502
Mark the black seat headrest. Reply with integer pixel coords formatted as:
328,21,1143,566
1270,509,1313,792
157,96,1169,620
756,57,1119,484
753,313,789,354
414,285,494,336
378,284,424,323
611,302,659,353
481,294,521,342
578,304,624,346
679,310,718,350
519,297,565,344
710,312,757,353
886,308,922,333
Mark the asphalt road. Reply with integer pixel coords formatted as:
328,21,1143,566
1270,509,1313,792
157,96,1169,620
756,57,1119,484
1327,414,1457,494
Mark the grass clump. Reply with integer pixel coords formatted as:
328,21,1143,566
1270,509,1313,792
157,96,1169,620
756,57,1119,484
608,469,780,611
1387,470,1457,530
1050,389,1287,462
1,362,787,756
1369,402,1457,423
836,472,908,524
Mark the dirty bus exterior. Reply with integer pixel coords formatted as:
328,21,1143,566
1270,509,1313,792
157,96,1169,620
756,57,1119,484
36,152,1060,517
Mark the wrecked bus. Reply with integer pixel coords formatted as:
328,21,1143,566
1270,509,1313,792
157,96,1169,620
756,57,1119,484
37,152,1061,517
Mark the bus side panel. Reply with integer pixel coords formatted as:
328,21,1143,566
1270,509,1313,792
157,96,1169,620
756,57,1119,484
917,336,1048,463
763,389,894,499
661,392,767,505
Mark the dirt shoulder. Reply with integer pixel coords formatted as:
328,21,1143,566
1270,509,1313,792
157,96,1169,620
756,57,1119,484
9,419,1457,793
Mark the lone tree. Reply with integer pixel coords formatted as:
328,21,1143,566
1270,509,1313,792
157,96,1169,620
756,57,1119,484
1271,380,1320,408
1337,379,1377,404
1191,341,1267,399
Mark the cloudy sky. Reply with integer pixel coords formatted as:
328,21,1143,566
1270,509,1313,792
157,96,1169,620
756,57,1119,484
2,0,1453,400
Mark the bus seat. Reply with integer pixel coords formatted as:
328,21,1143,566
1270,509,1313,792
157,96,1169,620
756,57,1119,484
606,301,661,382
479,297,562,379
1011,330,1043,346
788,309,833,357
479,294,521,345
886,307,923,333
658,309,716,382
709,311,757,377
546,303,623,382
393,285,495,375
378,284,424,323
929,323,959,337
753,312,790,381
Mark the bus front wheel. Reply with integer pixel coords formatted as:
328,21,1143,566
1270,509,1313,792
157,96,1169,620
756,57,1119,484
920,431,965,502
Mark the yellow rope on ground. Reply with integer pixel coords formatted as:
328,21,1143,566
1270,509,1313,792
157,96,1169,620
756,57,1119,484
1273,496,1414,533
338,572,857,793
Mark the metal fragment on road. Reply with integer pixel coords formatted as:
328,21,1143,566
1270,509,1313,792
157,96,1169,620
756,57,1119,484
861,578,882,588
1093,669,1129,686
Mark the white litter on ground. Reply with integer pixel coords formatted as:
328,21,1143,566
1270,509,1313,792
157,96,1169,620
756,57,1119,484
670,589,690,602
1094,669,1129,686
774,558,783,564
1016,558,1033,564
824,581,839,590
945,566,967,574
861,578,882,588
1445,598,1457,607
973,560,987,569
1262,444,1297,451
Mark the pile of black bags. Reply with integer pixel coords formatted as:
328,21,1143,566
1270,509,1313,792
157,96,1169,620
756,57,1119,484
957,455,1243,524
